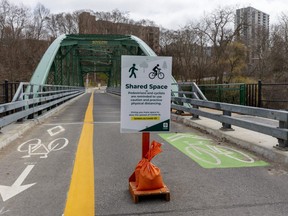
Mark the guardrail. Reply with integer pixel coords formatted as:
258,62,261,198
171,82,288,150
106,83,288,150
0,82,85,129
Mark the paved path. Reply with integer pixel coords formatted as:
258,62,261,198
0,91,288,216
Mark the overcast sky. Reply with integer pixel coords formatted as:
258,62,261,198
7,0,288,29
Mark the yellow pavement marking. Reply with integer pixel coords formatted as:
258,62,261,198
64,92,95,216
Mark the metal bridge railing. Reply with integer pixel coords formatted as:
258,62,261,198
172,82,207,100
198,83,246,105
0,83,85,129
171,82,207,117
106,83,288,150
171,83,288,150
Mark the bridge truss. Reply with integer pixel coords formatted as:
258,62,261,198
30,34,156,87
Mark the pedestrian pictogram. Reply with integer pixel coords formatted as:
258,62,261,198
129,63,138,78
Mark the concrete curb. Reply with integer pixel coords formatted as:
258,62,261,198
171,113,288,165
0,93,86,150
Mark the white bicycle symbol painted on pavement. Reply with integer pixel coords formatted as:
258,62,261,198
184,140,255,165
17,138,69,159
166,133,255,166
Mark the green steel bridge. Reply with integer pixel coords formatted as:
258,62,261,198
30,34,157,87
1,34,287,149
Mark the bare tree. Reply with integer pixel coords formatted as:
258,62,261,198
224,41,247,82
0,0,10,40
5,2,29,39
268,14,288,82
192,6,243,83
159,29,186,80
94,9,129,23
28,3,50,40
46,14,59,38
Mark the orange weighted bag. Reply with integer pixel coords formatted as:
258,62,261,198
135,141,165,191
134,158,146,187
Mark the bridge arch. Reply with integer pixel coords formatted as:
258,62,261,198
30,34,157,87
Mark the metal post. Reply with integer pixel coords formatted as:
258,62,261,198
38,85,43,116
221,110,233,131
217,85,221,102
191,105,200,120
4,80,9,103
258,80,262,107
28,85,34,119
240,84,246,105
275,120,288,150
142,132,150,159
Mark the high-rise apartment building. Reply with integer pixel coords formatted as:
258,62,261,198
235,7,270,63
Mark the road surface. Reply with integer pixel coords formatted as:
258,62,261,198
0,91,288,216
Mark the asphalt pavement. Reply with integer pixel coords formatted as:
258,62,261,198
0,90,288,216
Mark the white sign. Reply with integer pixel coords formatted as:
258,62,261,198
121,55,172,133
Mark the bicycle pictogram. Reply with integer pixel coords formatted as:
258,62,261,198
148,64,165,79
183,141,254,165
17,138,69,159
165,133,255,166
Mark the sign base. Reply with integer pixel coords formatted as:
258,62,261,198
129,182,170,203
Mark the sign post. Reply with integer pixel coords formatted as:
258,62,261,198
121,55,172,202
142,132,150,158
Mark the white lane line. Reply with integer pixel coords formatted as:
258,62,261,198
44,122,120,125
43,122,84,126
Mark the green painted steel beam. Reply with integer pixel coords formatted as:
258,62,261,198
30,34,67,85
30,34,177,88
61,40,78,47
81,65,111,70
78,57,113,60
82,69,111,74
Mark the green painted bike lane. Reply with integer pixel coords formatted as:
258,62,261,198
159,133,269,169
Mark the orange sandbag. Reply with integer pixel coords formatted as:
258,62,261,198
134,140,163,186
134,140,162,186
146,140,162,159
136,160,164,191
135,140,164,191
134,158,147,186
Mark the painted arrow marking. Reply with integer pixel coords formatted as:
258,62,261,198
0,207,9,214
0,165,36,202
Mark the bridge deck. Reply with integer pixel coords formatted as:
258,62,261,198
0,91,288,215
